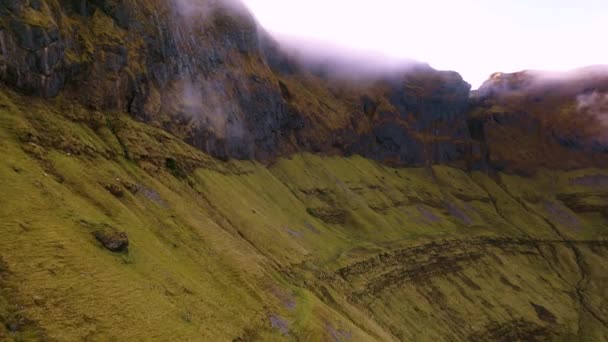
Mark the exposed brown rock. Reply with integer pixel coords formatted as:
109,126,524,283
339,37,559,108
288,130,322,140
102,183,124,198
469,67,608,173
94,231,129,252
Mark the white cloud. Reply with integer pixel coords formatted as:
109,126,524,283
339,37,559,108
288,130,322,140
241,0,608,88
578,92,608,127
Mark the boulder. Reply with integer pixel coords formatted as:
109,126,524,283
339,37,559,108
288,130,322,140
94,231,129,252
102,183,124,198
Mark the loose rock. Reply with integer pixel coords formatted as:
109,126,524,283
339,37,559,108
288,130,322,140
102,183,124,198
94,231,129,252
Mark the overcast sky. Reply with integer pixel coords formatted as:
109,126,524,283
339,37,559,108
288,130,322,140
240,0,608,88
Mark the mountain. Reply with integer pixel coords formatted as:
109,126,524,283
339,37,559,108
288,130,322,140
0,1,607,340
469,67,608,173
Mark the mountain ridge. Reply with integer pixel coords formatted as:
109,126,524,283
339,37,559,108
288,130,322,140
1,0,607,173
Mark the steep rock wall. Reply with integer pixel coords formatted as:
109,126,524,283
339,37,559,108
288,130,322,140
1,0,607,172
469,67,608,173
0,0,472,166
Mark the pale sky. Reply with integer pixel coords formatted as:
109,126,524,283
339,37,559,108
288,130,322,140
240,0,608,88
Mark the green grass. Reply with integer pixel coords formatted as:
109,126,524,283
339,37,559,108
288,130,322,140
0,90,607,340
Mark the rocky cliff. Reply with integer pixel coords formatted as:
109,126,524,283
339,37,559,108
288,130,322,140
469,67,608,173
0,0,474,166
3,0,606,172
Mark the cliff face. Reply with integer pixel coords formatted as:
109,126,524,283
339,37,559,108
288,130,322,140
0,0,472,166
2,1,608,172
469,67,608,173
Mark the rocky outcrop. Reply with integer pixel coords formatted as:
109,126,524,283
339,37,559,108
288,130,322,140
343,69,471,166
0,0,65,97
468,67,608,173
94,230,129,252
284,237,608,340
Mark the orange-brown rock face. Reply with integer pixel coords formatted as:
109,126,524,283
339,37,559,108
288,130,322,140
468,67,608,173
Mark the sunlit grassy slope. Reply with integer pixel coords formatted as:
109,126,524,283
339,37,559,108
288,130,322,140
0,89,607,341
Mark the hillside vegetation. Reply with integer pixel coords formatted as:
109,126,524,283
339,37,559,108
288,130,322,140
1,89,607,340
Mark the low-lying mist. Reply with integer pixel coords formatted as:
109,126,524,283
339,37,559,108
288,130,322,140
173,0,247,17
262,33,430,82
241,0,608,89
578,91,608,136
163,0,608,154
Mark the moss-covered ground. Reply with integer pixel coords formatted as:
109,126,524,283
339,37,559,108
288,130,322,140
0,89,607,340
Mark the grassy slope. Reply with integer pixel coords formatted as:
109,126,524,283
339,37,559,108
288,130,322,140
0,90,607,341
